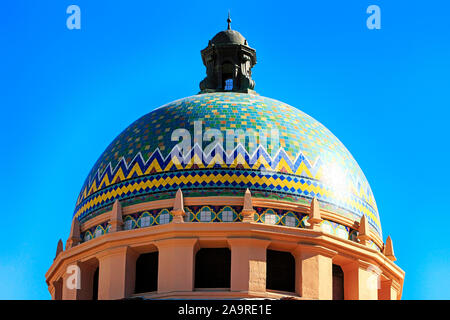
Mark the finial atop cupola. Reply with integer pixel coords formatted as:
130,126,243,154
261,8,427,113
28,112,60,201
227,11,232,30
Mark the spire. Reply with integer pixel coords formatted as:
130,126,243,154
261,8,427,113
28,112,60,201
66,217,81,249
54,239,63,260
171,188,186,223
307,197,322,230
383,235,397,261
357,215,370,246
243,188,253,211
109,199,123,232
241,188,256,222
227,11,232,30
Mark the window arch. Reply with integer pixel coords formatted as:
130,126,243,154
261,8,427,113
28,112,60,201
198,207,214,222
123,216,136,230
138,212,153,228
263,209,278,225
84,231,93,242
157,209,172,225
266,250,295,293
219,206,235,222
282,212,299,227
222,62,234,90
224,79,233,91
195,248,231,289
135,251,159,294
94,225,104,238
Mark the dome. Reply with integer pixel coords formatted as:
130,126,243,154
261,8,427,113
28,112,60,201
211,29,247,45
74,92,381,239
48,21,405,302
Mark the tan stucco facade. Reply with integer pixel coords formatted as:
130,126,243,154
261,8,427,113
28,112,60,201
46,193,404,300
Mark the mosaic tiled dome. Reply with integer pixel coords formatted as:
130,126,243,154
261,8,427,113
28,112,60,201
75,92,381,237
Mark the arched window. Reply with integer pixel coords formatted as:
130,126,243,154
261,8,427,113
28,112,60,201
158,210,172,225
195,248,231,289
124,216,136,230
222,62,234,90
283,212,298,227
224,79,233,91
94,226,103,238
220,207,235,222
135,252,159,294
266,250,295,293
92,267,99,300
84,232,92,242
139,212,152,228
333,264,344,300
263,210,278,225
199,207,213,222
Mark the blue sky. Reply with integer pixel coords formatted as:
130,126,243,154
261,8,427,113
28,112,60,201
0,0,449,299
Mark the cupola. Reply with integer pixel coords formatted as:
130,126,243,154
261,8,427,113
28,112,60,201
199,14,257,93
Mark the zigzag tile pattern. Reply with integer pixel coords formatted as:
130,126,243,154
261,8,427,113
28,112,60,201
75,93,381,237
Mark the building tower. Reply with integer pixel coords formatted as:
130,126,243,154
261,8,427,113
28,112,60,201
199,13,256,93
46,18,404,300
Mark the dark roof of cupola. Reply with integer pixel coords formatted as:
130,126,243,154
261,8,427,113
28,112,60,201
210,29,247,46
210,12,248,46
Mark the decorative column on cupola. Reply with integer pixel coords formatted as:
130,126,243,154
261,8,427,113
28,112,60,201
199,12,257,94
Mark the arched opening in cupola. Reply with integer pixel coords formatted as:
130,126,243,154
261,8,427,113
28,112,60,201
222,62,234,90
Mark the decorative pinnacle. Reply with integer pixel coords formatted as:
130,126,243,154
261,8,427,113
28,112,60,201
227,11,232,30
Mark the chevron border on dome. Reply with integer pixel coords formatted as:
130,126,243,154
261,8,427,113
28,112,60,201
74,144,381,235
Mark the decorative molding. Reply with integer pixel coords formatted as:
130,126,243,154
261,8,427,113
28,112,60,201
74,140,380,237
78,196,383,250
